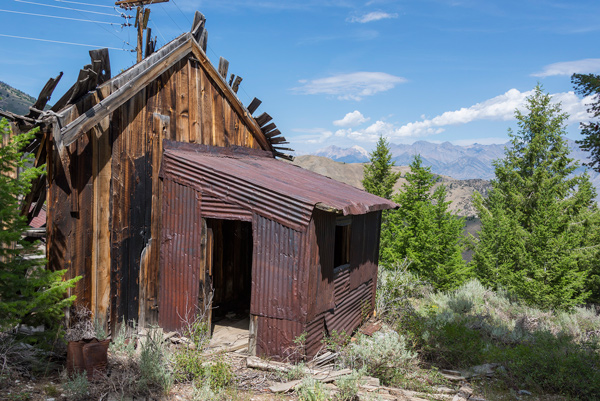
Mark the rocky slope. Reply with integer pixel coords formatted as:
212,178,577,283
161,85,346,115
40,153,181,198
291,155,490,217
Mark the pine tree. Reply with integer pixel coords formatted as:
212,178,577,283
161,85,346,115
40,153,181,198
472,85,600,309
0,118,79,337
382,155,469,290
362,136,401,200
572,73,600,172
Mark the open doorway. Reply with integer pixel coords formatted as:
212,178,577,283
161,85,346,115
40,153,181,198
205,218,253,352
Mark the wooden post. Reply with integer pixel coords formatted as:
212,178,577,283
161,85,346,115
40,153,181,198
116,0,169,63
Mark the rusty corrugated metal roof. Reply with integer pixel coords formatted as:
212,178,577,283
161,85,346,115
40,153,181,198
160,142,397,231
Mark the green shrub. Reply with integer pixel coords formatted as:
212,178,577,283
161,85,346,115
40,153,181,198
343,330,416,385
63,371,89,401
335,369,363,401
137,328,173,395
297,377,330,401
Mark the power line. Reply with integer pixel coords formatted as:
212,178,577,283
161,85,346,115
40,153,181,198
159,3,183,32
54,0,114,8
170,0,191,25
0,8,125,25
0,33,130,50
14,0,126,18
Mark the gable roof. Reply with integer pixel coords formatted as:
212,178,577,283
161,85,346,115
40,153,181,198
159,141,398,232
55,31,272,151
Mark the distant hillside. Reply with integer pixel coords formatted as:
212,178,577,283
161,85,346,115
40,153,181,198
291,155,490,217
0,81,37,115
313,140,600,194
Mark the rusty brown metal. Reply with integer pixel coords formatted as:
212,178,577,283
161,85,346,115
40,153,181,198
251,214,308,322
160,141,397,232
305,315,326,358
201,195,252,221
255,315,304,361
159,179,202,331
325,280,374,335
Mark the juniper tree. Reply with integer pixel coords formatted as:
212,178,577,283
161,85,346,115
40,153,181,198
0,118,79,337
472,85,600,309
382,155,469,290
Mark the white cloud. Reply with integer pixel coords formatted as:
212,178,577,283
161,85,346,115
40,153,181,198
348,11,398,23
291,128,333,144
333,110,370,127
292,72,406,101
330,89,593,142
532,58,600,77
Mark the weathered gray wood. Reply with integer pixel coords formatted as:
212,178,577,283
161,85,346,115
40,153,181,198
247,97,261,114
144,27,155,58
232,76,242,93
198,29,208,52
274,151,293,161
89,49,111,84
228,73,235,86
260,122,276,134
218,57,229,79
28,73,63,118
265,129,281,139
254,112,272,127
270,137,288,144
60,35,194,147
191,11,206,40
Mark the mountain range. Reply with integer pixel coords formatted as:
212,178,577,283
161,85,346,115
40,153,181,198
313,140,598,182
0,81,38,115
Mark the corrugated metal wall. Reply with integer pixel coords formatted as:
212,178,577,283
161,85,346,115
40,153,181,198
251,213,309,322
158,179,202,331
255,315,304,361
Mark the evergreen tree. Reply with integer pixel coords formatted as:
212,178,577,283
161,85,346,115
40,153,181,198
362,136,401,200
0,118,79,337
472,85,600,309
382,155,469,290
572,73,600,172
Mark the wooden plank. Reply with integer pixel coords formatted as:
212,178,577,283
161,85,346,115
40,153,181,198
188,60,200,143
199,66,213,146
60,36,194,146
28,73,63,118
176,59,190,142
89,49,111,85
274,151,293,161
247,97,261,114
190,43,271,150
91,114,112,330
270,137,288,145
232,76,242,93
212,84,227,147
218,57,229,79
260,122,276,134
265,129,281,139
191,11,206,40
254,112,272,127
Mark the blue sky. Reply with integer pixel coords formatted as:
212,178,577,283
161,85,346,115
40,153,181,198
1,0,599,154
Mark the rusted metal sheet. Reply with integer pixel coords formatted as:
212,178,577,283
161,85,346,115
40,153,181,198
201,195,252,221
305,315,326,358
159,179,202,331
306,210,335,321
325,280,374,336
255,315,304,361
160,141,397,232
251,214,308,322
349,212,381,291
333,267,350,305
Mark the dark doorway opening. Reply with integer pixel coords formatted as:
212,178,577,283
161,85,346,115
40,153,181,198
205,219,253,352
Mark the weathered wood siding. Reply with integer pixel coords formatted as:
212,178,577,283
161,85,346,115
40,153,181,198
47,54,266,331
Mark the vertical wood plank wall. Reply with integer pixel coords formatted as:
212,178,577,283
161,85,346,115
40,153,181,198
47,54,265,331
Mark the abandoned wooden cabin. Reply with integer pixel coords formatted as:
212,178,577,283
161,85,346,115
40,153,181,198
5,12,397,359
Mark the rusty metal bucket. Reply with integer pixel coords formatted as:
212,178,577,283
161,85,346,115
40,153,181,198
66,341,85,375
67,339,110,380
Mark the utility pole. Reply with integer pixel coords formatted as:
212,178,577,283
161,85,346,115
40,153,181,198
115,0,169,62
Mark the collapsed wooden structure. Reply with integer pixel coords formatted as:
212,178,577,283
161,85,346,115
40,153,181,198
3,12,396,359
